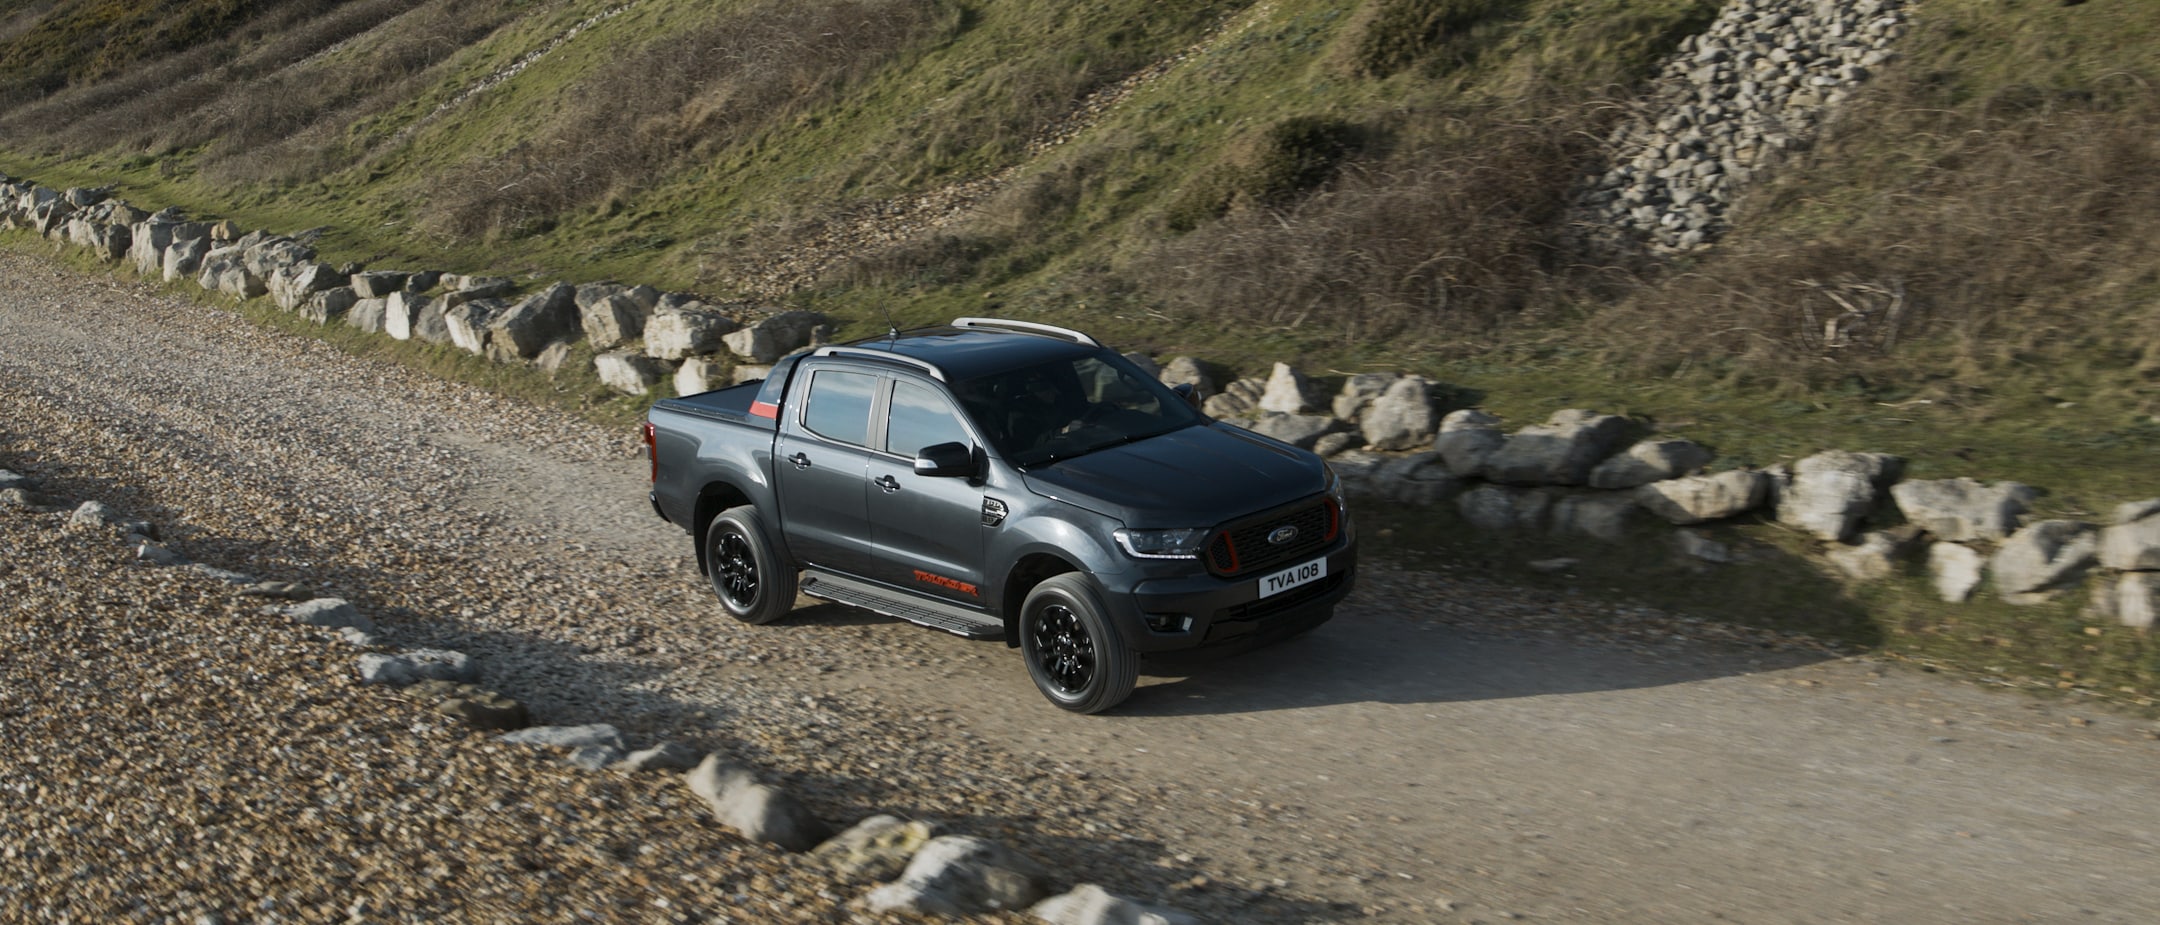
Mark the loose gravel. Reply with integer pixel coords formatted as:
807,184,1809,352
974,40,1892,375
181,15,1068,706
0,253,1213,923
13,248,2160,925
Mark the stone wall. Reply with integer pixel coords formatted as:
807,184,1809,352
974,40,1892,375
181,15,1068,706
0,180,830,399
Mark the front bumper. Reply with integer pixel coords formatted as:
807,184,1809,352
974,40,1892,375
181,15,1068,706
1111,540,1357,652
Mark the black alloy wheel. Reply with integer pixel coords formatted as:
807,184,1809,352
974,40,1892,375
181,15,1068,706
1019,573,1137,714
705,505,798,625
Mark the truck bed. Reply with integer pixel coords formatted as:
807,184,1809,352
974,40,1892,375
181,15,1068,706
652,380,773,432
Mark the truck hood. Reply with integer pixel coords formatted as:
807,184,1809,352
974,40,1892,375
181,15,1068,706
1019,422,1327,526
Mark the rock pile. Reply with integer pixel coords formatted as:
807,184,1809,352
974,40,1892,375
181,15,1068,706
1575,0,1909,254
1187,380,2158,626
0,176,832,399
1,464,1200,924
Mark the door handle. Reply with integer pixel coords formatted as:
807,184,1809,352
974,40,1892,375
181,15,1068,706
788,452,811,469
873,474,901,493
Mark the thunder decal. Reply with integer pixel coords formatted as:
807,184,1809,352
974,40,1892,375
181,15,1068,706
913,569,979,597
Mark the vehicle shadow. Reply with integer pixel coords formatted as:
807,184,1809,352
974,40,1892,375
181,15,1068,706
1119,612,1836,718
1101,543,1859,718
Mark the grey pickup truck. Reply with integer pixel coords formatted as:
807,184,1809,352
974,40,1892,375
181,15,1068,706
643,317,1355,713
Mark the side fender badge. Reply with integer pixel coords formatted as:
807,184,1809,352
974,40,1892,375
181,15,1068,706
981,498,1009,527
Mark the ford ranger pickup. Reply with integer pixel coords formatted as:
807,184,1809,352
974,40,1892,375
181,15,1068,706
644,317,1355,713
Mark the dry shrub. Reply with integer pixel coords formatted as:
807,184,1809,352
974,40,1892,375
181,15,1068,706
427,0,950,240
1601,81,2160,384
0,0,491,179
1130,114,1586,345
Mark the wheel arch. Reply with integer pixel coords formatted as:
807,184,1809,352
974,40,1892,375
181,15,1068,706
693,481,755,576
999,552,1083,647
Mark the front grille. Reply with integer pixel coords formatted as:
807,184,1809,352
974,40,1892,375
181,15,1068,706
1204,496,1337,577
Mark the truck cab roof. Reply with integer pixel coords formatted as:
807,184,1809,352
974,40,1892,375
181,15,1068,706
824,320,1104,383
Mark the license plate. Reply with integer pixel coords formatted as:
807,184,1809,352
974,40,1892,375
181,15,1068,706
1257,556,1327,599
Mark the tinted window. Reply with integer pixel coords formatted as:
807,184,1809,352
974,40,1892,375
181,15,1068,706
801,369,877,447
886,381,970,456
953,351,1200,466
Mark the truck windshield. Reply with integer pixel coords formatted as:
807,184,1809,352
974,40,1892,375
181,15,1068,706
953,352,1202,467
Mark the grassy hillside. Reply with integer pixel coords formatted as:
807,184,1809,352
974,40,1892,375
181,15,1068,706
2,0,2156,700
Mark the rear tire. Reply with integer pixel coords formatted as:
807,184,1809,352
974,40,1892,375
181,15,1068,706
705,505,797,625
1019,573,1138,714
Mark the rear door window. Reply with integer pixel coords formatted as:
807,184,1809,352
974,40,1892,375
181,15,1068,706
800,369,878,447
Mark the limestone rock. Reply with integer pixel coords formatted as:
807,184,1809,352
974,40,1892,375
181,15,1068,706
407,681,528,731
1993,520,2098,604
675,356,728,396
2103,573,2160,630
1891,478,2035,542
1030,885,1200,925
1589,439,1714,490
1157,357,1216,399
356,649,478,687
1331,373,1400,422
811,814,937,882
345,298,388,335
596,351,673,395
611,742,700,773
445,298,509,355
487,282,580,360
1825,529,1910,582
2099,505,2160,571
349,271,411,299
860,835,1052,916
1257,363,1317,414
284,598,377,633
723,310,828,363
581,291,650,350
685,753,832,852
1201,378,1264,419
1433,409,1504,477
1929,542,1985,603
1634,469,1770,524
383,291,433,341
301,288,360,326
645,308,742,360
269,263,342,311
1359,376,1440,451
1776,451,1902,542
1484,409,1630,486
162,237,209,282
500,724,625,750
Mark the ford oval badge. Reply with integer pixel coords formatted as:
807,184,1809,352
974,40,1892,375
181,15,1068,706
1267,525,1299,546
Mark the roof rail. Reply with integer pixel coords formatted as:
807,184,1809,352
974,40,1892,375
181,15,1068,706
950,317,1100,347
812,346,948,381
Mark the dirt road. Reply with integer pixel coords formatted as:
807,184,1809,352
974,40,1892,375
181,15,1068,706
4,252,2156,923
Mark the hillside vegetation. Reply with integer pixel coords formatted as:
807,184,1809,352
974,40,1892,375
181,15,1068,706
2,0,2157,697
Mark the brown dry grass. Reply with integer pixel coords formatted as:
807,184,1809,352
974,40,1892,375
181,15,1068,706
423,0,952,241
1598,78,2160,388
1127,107,1599,347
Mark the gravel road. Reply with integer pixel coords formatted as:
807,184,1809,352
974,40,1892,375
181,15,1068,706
5,251,2159,924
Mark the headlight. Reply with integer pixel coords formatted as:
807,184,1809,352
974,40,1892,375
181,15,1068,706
1114,526,1211,559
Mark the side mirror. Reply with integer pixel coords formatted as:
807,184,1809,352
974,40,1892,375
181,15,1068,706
1173,382,1201,410
913,442,978,478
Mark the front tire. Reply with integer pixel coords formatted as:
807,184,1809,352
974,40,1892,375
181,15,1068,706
1019,573,1138,714
705,505,797,625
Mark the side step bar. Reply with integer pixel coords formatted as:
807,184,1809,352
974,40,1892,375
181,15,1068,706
800,570,1004,640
